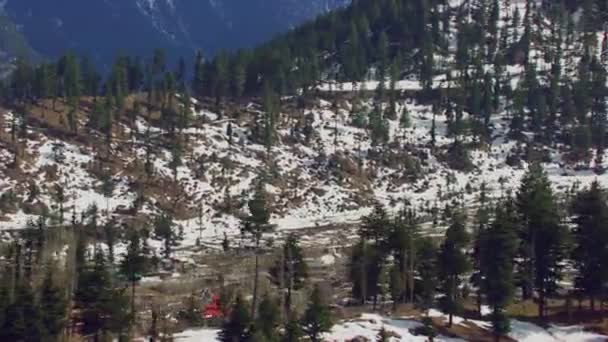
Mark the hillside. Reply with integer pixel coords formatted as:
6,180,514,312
1,0,607,243
1,0,608,341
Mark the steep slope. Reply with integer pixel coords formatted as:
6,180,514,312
0,0,348,67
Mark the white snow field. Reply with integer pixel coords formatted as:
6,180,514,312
162,312,607,341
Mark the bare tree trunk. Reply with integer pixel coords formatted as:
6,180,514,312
409,240,415,303
279,246,285,318
538,287,545,320
251,245,260,318
287,245,294,313
131,280,136,322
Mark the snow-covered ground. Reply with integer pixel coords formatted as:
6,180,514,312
164,312,607,342
1,92,607,247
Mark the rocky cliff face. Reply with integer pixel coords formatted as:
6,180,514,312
0,0,348,67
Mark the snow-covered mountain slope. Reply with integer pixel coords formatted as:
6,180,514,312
0,0,348,67
0,88,605,246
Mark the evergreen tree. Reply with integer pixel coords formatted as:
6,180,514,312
417,237,438,312
75,250,110,337
255,294,280,341
391,208,419,304
219,295,251,342
262,84,279,152
0,283,44,342
516,163,568,319
153,212,181,259
120,229,147,320
571,181,608,311
359,203,391,245
481,201,518,341
269,234,308,313
282,312,302,342
39,267,67,340
399,106,411,142
241,179,275,317
300,286,332,342
438,212,470,327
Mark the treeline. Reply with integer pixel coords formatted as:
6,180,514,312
0,200,189,340
349,162,608,340
3,0,608,171
0,176,333,341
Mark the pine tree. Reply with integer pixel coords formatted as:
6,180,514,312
369,105,389,146
1,283,44,341
438,212,470,327
241,179,275,317
120,229,147,320
39,267,67,340
219,295,251,342
571,181,608,311
399,106,411,142
153,212,181,259
300,286,332,342
76,250,111,337
481,201,518,341
256,294,280,341
417,237,437,312
269,234,308,313
391,208,419,304
282,312,302,342
389,264,404,310
471,182,490,317
360,203,391,245
262,84,279,152
516,163,568,319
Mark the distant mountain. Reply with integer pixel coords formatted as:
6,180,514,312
0,0,348,68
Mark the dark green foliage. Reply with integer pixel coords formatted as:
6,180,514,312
416,237,438,312
241,178,275,317
438,212,470,327
219,295,251,342
255,294,280,341
39,268,67,339
359,203,391,245
412,316,437,340
0,284,44,341
571,181,608,310
480,200,519,339
369,106,389,146
269,234,308,311
153,212,182,259
75,250,131,338
120,229,148,317
300,286,332,342
516,163,568,319
350,239,383,305
390,208,419,304
282,312,302,342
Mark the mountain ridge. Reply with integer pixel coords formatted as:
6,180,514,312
0,0,349,68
